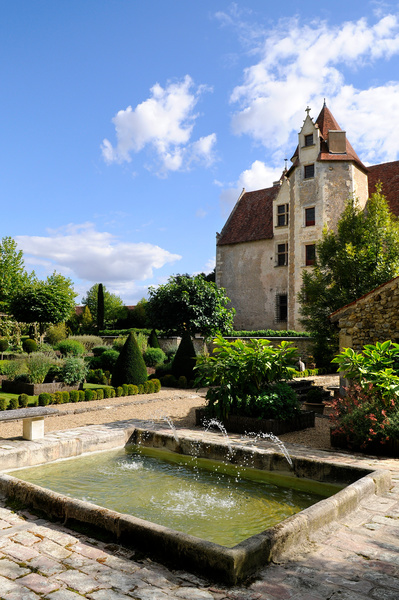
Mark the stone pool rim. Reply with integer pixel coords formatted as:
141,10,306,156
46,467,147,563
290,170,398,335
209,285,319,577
0,424,392,585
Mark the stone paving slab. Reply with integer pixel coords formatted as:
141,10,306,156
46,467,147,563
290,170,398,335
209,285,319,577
0,421,397,599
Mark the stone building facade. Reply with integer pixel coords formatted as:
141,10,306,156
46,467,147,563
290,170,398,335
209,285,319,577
216,103,399,331
330,277,399,352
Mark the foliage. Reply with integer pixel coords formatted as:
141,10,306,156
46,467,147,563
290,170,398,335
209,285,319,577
92,346,109,356
332,341,399,401
100,328,152,336
111,332,148,388
61,356,88,385
299,188,399,365
8,397,18,410
0,236,34,313
85,389,94,401
89,349,119,372
87,368,109,385
231,329,311,338
18,394,29,408
22,338,38,354
57,339,85,357
26,352,53,384
10,272,77,332
172,330,197,381
69,335,104,351
143,347,166,367
38,393,51,406
0,398,7,411
97,283,105,330
152,378,161,393
147,274,235,338
81,284,124,327
70,390,79,403
2,359,25,381
230,382,300,421
305,387,326,404
0,318,22,351
195,334,298,419
148,329,160,349
0,338,9,358
115,298,149,329
45,323,68,345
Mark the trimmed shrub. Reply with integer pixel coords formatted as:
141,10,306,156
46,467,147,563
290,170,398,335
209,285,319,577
143,347,166,367
130,384,138,395
89,349,119,372
111,333,148,388
68,335,104,351
87,368,108,385
96,388,104,400
161,374,177,388
0,398,7,411
85,389,94,401
103,386,113,398
116,386,124,397
45,323,68,345
0,338,9,358
108,387,116,398
171,331,196,381
18,394,29,408
92,346,109,357
138,384,144,394
147,329,160,349
23,338,38,354
122,384,129,396
305,387,325,403
177,375,188,389
53,391,63,404
78,390,85,402
38,393,51,406
70,390,79,403
8,397,19,410
61,357,88,385
57,339,85,357
61,391,70,403
91,390,98,400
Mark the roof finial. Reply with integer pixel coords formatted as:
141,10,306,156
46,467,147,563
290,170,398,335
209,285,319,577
284,158,288,171
323,97,326,107
305,106,311,116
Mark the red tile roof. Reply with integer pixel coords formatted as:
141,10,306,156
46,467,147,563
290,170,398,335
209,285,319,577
367,160,399,217
217,185,279,246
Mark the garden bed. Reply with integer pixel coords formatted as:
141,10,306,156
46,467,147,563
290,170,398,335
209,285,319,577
330,429,399,457
195,408,315,436
1,381,80,396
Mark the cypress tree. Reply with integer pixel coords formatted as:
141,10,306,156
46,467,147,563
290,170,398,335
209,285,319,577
171,330,196,381
97,283,105,330
112,332,148,388
147,329,160,349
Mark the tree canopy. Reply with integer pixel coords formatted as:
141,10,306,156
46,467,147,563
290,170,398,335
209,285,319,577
0,237,34,312
299,186,399,365
147,274,235,338
81,283,124,327
9,272,77,333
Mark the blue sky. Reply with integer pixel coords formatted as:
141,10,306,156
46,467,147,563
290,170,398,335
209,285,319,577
2,0,399,304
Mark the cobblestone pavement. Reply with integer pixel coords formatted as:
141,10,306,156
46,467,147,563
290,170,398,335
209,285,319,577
0,423,398,599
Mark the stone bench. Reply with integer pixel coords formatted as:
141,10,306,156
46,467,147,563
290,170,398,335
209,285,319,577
0,407,60,441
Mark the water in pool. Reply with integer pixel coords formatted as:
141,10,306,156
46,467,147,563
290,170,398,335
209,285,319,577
10,446,339,547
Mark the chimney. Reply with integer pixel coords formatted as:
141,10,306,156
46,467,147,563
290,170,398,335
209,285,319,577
328,130,346,154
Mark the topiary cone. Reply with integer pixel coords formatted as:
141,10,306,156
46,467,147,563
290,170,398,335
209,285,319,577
171,330,196,381
111,332,148,388
148,329,160,349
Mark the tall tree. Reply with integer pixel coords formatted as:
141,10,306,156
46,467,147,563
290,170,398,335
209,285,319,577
147,274,235,338
0,237,34,312
81,284,124,326
299,186,399,367
9,272,77,336
97,283,105,330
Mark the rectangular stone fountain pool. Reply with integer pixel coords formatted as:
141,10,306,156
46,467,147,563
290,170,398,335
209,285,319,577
0,426,392,584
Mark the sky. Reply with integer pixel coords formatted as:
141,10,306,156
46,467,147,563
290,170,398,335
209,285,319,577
2,0,399,305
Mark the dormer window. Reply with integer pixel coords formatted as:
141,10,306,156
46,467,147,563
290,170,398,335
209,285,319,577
304,164,315,179
277,204,289,227
304,134,314,147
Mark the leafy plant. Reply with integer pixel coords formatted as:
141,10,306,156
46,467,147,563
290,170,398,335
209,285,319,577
26,352,53,383
8,397,18,410
143,347,166,367
57,339,85,357
0,398,7,411
38,393,51,406
68,335,104,351
18,394,29,408
61,356,88,385
3,359,25,381
23,338,38,354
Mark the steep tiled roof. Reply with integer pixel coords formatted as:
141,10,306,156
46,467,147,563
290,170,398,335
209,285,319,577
217,185,279,246
315,104,366,170
367,160,399,217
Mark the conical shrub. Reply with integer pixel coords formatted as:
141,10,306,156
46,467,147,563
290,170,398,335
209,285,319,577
112,332,148,388
148,329,160,349
172,330,196,381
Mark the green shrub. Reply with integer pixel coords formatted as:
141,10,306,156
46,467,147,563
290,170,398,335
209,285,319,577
68,335,104,351
231,329,310,337
96,388,104,400
152,378,161,393
0,398,7,411
53,391,63,404
61,391,70,403
44,364,62,383
305,387,325,403
57,339,85,357
143,347,166,367
112,333,148,388
61,357,88,385
45,323,68,345
172,331,196,381
18,394,29,408
112,336,127,351
89,350,119,372
70,390,79,403
87,368,108,385
138,384,144,394
85,389,94,401
127,384,135,395
103,386,113,398
92,346,109,356
237,382,300,421
177,375,188,389
91,390,98,400
161,374,177,387
78,390,85,402
122,384,129,396
26,352,53,384
0,338,9,357
3,359,25,381
38,393,51,406
22,338,38,354
8,397,19,410
116,386,124,397
147,329,160,349
109,387,115,398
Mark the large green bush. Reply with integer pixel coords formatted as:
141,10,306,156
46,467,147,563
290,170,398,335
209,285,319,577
195,334,298,419
68,335,104,351
26,352,53,383
143,347,166,367
57,339,85,357
61,356,87,385
22,338,37,354
111,332,148,388
171,331,196,381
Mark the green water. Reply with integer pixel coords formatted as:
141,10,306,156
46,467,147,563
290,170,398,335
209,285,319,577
10,447,340,547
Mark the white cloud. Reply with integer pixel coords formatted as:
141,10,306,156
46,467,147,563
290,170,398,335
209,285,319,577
15,223,181,294
228,13,399,163
102,76,216,174
219,160,283,216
